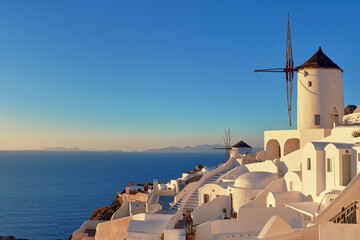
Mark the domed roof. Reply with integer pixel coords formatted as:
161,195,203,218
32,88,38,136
297,47,342,72
234,172,278,188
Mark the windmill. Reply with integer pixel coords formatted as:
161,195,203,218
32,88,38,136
254,13,297,126
213,128,232,162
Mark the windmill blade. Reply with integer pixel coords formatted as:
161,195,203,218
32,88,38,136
254,13,297,127
285,13,294,126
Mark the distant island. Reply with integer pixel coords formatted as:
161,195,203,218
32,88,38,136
43,147,82,151
144,144,224,153
40,145,263,153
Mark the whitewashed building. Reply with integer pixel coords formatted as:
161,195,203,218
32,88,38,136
73,47,360,240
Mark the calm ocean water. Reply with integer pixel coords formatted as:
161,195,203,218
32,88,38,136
0,151,223,240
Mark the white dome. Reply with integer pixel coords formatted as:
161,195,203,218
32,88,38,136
234,172,278,189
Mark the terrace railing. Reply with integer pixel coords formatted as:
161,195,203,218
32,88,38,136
329,201,358,224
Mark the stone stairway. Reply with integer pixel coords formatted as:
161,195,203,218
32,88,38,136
178,183,186,192
182,170,228,210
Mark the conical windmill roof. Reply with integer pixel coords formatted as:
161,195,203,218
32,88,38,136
232,141,252,148
297,47,342,71
353,105,360,114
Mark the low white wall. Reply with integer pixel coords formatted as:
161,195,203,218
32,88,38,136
111,197,129,220
130,201,147,216
245,160,278,173
159,188,176,196
281,149,301,172
215,165,248,183
196,207,301,240
242,178,286,208
319,222,360,240
95,216,131,240
73,220,106,240
171,182,196,206
164,228,185,240
127,214,173,240
193,195,228,225
284,172,302,192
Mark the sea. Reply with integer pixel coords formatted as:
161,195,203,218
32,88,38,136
0,151,224,240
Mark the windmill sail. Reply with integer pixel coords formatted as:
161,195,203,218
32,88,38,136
254,13,297,126
213,129,231,162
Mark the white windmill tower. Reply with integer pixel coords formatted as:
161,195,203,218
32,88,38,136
296,47,344,129
255,13,344,130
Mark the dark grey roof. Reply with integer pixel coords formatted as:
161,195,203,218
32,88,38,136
297,47,342,72
232,141,252,148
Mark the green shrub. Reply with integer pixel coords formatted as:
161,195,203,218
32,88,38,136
185,222,196,234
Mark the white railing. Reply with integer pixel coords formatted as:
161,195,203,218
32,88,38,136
219,174,237,181
170,182,197,207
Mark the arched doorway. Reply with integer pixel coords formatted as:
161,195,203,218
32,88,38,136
284,138,300,156
266,139,281,160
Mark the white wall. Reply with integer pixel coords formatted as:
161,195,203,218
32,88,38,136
95,216,131,240
198,183,228,204
127,214,173,240
130,202,147,216
245,160,278,173
192,195,228,225
284,172,302,192
297,68,344,129
195,207,301,240
111,197,130,220
319,223,360,240
301,142,326,198
228,186,262,212
216,165,248,183
242,178,286,208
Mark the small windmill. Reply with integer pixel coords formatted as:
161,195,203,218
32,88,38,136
213,128,232,162
254,13,297,126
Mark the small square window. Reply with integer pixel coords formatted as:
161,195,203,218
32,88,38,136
308,81,312,87
315,114,321,125
327,158,332,172
307,158,311,170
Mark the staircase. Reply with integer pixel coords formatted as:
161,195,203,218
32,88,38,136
178,183,186,192
182,170,228,210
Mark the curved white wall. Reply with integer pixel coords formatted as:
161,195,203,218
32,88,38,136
297,68,344,129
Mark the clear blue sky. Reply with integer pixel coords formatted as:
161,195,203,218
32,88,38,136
0,1,359,151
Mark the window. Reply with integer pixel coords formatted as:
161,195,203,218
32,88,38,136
358,153,360,161
203,194,209,203
308,81,312,87
327,158,332,172
307,158,311,170
289,181,293,191
315,114,321,125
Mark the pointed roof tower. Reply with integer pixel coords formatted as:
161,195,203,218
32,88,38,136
232,141,252,148
297,47,342,72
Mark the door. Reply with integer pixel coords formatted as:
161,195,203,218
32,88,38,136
203,194,209,203
342,155,352,186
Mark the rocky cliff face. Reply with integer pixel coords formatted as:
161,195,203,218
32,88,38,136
90,194,124,220
89,190,149,221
